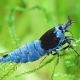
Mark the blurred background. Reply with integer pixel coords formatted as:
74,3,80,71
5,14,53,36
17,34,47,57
0,0,80,80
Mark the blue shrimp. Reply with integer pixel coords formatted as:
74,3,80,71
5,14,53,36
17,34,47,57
0,16,79,64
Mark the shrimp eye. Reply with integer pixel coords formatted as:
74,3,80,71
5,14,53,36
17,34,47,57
59,26,62,30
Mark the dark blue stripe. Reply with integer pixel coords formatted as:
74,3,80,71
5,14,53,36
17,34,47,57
14,48,23,63
27,42,41,61
20,44,29,63
34,40,45,56
10,51,17,62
